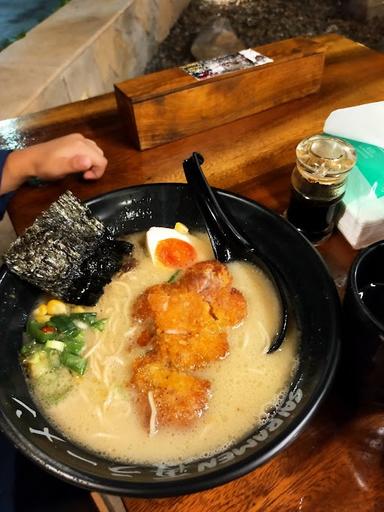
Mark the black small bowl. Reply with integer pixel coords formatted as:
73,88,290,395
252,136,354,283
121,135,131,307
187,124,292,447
343,240,384,404
0,184,340,496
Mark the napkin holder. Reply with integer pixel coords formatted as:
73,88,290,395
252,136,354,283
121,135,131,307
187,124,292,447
114,37,325,150
324,102,384,249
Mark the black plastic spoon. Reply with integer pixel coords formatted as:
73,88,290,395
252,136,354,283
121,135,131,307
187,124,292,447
183,152,289,353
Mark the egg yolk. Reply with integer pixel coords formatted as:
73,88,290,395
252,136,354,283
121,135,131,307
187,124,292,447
155,238,197,268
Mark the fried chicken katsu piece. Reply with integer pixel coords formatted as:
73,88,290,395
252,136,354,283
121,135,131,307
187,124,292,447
132,283,218,332
210,287,247,327
177,261,233,301
129,260,248,431
131,284,164,322
136,326,155,347
132,261,246,328
131,354,211,428
156,330,229,371
148,287,217,333
176,261,247,327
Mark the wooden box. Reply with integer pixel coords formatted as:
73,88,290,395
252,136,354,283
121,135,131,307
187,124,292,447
114,37,325,150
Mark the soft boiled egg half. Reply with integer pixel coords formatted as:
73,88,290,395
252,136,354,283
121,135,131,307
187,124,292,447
146,223,213,269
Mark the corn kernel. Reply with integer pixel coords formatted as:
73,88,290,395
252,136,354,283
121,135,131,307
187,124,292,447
71,305,86,313
33,304,47,318
174,222,189,234
35,314,51,324
47,299,67,315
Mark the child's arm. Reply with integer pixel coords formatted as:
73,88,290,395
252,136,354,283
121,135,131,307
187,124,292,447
0,133,108,195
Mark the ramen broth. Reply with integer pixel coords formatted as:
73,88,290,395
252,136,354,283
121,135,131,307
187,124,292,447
30,232,298,464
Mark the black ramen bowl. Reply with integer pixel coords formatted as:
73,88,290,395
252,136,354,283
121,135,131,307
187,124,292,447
0,184,340,497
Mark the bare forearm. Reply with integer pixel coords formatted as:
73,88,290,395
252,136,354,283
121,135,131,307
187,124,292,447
0,134,107,196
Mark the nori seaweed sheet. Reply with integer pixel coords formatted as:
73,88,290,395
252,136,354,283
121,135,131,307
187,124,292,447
5,191,133,305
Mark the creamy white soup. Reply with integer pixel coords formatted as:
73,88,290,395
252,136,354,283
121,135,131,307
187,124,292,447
29,232,298,465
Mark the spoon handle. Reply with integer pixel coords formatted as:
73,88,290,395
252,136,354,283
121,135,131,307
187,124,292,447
183,152,289,354
183,152,251,263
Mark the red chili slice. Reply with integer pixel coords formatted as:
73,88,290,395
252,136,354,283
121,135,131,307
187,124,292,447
155,238,197,268
41,325,56,333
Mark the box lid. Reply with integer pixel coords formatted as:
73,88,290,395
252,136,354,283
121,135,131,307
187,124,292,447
115,37,325,104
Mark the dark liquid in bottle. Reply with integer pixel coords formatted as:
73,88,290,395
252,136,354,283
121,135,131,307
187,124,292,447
286,188,342,243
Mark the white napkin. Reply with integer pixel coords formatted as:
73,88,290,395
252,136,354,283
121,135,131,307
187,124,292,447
324,101,384,149
323,101,384,249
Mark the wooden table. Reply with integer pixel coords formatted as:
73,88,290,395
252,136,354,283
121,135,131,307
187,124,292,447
1,34,384,512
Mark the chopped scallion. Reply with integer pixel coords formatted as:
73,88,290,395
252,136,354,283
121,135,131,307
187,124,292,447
60,352,87,375
168,270,181,283
46,339,65,352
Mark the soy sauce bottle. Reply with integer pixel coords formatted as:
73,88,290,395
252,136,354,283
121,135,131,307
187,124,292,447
286,134,356,244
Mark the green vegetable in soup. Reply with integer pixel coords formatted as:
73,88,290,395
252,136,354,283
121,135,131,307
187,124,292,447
168,270,182,283
60,352,87,376
33,367,74,406
48,315,80,335
26,320,57,343
22,309,106,382
25,350,51,379
63,335,85,355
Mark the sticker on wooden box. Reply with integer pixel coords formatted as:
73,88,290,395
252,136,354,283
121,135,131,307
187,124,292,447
180,49,273,81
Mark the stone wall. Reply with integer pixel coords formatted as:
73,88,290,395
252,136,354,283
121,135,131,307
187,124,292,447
0,0,190,120
343,0,384,20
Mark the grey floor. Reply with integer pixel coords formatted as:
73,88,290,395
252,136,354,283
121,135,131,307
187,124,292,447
0,0,62,49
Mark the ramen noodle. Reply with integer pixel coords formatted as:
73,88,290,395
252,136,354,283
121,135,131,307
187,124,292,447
26,232,298,465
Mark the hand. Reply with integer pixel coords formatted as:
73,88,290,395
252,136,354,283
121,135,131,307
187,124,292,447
0,133,108,194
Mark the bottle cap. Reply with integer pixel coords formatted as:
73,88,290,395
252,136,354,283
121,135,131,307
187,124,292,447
296,134,356,181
